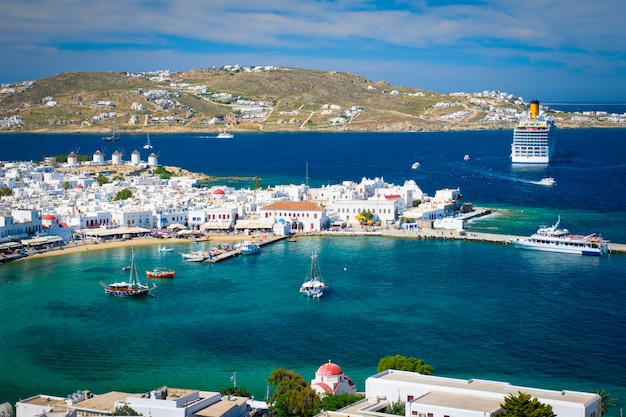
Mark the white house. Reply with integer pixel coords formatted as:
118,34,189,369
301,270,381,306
333,197,400,225
260,201,328,232
15,387,253,417
351,371,601,417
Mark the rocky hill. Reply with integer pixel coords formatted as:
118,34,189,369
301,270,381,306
0,66,618,133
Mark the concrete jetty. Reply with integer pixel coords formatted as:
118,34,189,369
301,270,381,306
204,235,288,263
315,227,626,255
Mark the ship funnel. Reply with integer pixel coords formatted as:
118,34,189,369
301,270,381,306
530,99,540,121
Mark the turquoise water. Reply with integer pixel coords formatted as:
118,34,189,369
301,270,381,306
1,129,625,413
1,237,625,412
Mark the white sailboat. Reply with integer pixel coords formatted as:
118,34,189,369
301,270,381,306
299,251,327,298
143,133,153,149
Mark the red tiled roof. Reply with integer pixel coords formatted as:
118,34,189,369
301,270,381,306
317,362,343,376
261,201,324,211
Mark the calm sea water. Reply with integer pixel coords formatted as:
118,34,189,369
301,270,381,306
1,129,625,413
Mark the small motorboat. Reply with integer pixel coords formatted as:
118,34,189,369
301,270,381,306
539,177,556,186
411,162,420,169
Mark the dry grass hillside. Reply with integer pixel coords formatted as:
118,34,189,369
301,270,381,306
0,66,614,133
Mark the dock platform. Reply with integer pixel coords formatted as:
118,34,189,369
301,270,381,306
204,235,288,263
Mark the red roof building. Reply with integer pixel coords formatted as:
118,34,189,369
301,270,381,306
310,360,357,396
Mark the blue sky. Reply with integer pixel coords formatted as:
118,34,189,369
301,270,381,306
1,0,624,102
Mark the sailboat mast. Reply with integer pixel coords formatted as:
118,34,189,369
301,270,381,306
305,161,309,200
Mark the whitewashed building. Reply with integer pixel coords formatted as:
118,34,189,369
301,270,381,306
353,371,601,417
260,201,328,232
15,387,253,417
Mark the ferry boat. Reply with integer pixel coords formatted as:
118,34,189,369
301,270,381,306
510,217,610,256
511,100,556,164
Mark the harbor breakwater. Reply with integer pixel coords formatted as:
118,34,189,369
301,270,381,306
313,227,626,254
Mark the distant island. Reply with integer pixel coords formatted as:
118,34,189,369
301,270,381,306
1,66,624,133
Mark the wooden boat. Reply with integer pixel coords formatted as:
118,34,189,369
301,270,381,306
145,267,175,278
102,249,156,297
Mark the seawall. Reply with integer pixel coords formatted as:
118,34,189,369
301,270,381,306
314,227,626,255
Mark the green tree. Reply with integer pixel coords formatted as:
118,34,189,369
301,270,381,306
595,389,618,417
63,181,71,191
359,209,374,221
96,173,109,186
153,166,173,180
113,188,133,201
219,386,251,398
112,404,141,415
377,354,434,375
498,392,555,417
0,185,13,197
319,393,364,411
267,368,320,417
386,398,406,416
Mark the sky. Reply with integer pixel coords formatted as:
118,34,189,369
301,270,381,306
1,0,625,102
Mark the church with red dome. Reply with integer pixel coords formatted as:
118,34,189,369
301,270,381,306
310,360,357,396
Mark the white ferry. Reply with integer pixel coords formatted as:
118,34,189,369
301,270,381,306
510,217,610,256
511,100,556,164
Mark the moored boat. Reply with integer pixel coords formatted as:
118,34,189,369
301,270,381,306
102,130,120,142
103,249,157,297
411,162,420,169
236,240,261,255
510,217,610,256
146,267,175,278
299,251,327,298
181,250,210,262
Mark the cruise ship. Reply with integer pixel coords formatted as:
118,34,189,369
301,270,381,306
511,99,556,164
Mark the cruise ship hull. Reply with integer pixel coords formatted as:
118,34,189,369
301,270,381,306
510,238,607,256
511,127,555,164
511,100,556,164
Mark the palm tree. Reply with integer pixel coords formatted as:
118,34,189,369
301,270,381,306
596,389,619,417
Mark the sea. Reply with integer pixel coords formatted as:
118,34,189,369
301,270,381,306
1,127,625,413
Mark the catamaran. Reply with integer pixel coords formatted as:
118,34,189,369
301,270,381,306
299,251,327,298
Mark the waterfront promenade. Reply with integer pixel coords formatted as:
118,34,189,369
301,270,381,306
2,220,624,265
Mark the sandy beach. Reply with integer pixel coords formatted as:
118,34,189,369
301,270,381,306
16,234,252,261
